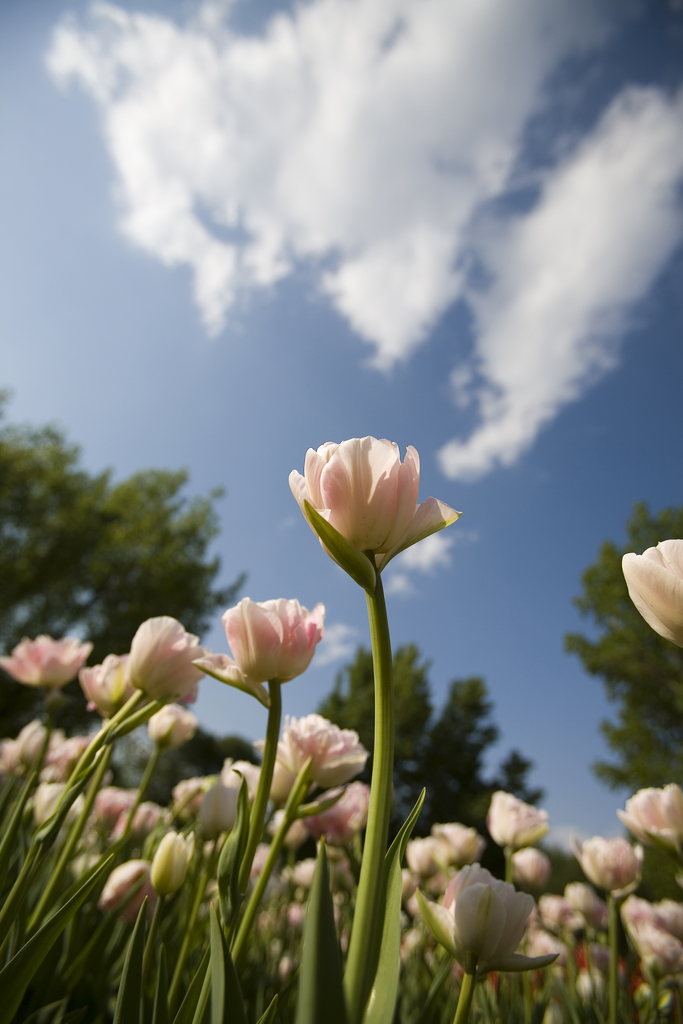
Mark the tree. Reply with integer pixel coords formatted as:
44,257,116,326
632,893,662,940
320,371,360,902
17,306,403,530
0,401,245,735
565,501,683,790
318,644,541,836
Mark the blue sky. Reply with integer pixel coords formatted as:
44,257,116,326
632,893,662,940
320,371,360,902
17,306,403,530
1,0,683,847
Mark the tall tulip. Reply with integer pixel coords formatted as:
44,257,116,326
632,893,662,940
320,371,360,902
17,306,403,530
128,617,207,701
622,540,683,647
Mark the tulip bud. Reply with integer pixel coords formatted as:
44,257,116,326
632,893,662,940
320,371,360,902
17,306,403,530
617,784,683,855
565,882,608,931
512,847,552,890
431,822,486,869
99,859,156,922
151,831,195,896
33,782,83,827
148,704,198,748
15,720,48,768
200,783,238,839
487,791,549,850
221,759,261,801
269,714,368,789
0,635,93,689
622,540,683,647
572,836,643,895
128,616,207,700
79,654,135,717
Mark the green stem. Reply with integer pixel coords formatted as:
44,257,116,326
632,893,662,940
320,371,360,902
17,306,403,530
67,691,146,786
142,894,165,985
343,572,394,1024
453,970,476,1024
232,759,312,967
238,679,282,892
504,846,513,885
169,844,217,1012
124,745,161,832
27,744,114,931
609,894,619,1024
0,842,40,946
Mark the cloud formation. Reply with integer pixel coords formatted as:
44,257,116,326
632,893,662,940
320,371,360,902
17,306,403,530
47,1,683,479
313,622,357,667
384,531,455,598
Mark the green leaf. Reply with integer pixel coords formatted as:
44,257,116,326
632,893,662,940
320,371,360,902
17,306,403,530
112,897,148,1024
295,841,348,1024
210,906,247,1024
256,995,278,1024
303,500,376,592
0,853,114,1024
218,777,250,933
152,945,171,1024
363,790,425,1024
0,766,38,883
172,945,210,1024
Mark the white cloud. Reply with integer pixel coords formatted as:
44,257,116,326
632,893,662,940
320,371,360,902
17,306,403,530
313,621,357,667
384,531,456,597
383,572,414,598
439,87,683,480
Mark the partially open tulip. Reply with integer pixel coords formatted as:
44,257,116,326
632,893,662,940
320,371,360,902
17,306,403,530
195,598,325,706
221,759,261,801
148,703,197,748
565,882,608,931
151,831,195,895
14,720,48,769
200,783,238,839
572,836,643,895
41,734,92,783
99,859,156,922
417,864,557,976
268,713,368,789
94,787,137,830
487,791,550,851
79,654,135,717
622,540,683,647
305,781,370,846
432,823,487,868
512,847,552,890
0,635,93,689
33,782,83,826
406,836,443,878
289,437,460,574
618,785,683,855
128,616,207,700
538,893,582,933
627,920,683,978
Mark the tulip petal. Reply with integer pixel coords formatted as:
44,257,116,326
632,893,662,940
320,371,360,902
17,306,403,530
478,952,559,975
415,889,458,959
376,498,461,572
192,654,270,708
623,552,683,646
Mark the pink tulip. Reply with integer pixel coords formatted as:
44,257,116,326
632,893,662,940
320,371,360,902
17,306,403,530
147,703,197,748
93,787,138,829
405,836,442,878
221,759,261,801
196,599,324,704
538,894,581,932
199,783,238,839
288,858,317,889
0,738,20,776
113,802,170,840
270,713,368,789
564,882,608,931
622,540,683,647
628,921,683,978
487,791,549,850
512,847,552,890
432,823,486,868
79,654,135,717
526,928,567,967
41,733,92,783
289,437,460,572
618,784,683,855
305,781,370,846
98,859,157,923
14,720,48,769
172,776,208,818
0,635,93,689
572,836,643,894
128,617,207,700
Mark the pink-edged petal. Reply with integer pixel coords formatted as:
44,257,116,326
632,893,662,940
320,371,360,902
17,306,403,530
192,653,270,708
377,497,462,571
623,553,683,646
381,445,420,552
319,437,400,552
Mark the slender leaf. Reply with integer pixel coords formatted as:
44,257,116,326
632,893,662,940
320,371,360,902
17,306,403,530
20,1000,65,1024
0,766,38,884
303,500,376,592
152,945,171,1024
58,1010,87,1024
0,854,113,1024
112,897,147,1024
218,778,249,933
172,945,210,1024
295,842,348,1024
363,790,425,1024
210,906,247,1024
256,995,279,1024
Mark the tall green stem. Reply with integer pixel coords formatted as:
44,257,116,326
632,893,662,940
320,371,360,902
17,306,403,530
344,573,394,1024
238,679,282,892
124,745,161,832
453,970,476,1024
609,894,619,1024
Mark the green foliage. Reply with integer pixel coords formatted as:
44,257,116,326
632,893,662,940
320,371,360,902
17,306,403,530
318,644,541,835
0,400,244,736
295,843,347,1024
565,501,683,790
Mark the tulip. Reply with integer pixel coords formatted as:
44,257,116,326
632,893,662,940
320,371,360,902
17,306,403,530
487,791,550,851
305,781,370,846
221,759,261,801
628,921,683,978
617,784,683,855
405,836,442,878
147,703,197,748
172,776,210,818
572,836,643,895
538,893,582,932
622,540,683,647
269,760,297,806
196,598,325,706
79,654,135,717
0,738,20,776
33,782,83,826
99,859,157,922
565,882,609,930
128,616,207,700
268,810,309,851
416,864,557,976
268,713,368,789
199,783,238,839
14,720,48,769
288,858,317,890
151,831,195,896
94,786,137,830
526,927,567,967
654,899,683,940
114,802,170,841
576,969,604,1003
41,733,92,783
512,847,552,890
431,822,487,869
0,635,93,689
289,436,460,574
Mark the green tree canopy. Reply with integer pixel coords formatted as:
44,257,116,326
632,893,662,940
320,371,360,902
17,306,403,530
565,501,683,790
318,643,541,837
0,402,244,735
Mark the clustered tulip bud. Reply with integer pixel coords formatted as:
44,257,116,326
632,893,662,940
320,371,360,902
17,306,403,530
147,703,198,748
151,831,195,896
128,616,207,701
487,791,550,851
622,540,683,647
0,635,93,689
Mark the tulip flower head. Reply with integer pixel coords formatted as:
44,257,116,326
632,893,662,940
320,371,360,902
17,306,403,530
487,791,550,851
618,784,683,856
417,864,558,976
564,882,608,931
0,634,93,689
14,720,48,770
406,836,443,878
151,831,195,896
147,703,198,748
99,859,157,923
268,713,368,789
622,540,683,647
195,598,325,706
79,654,135,717
512,847,552,890
432,822,487,869
305,781,370,846
289,437,460,582
200,783,238,839
128,617,207,701
221,759,261,801
572,836,643,896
